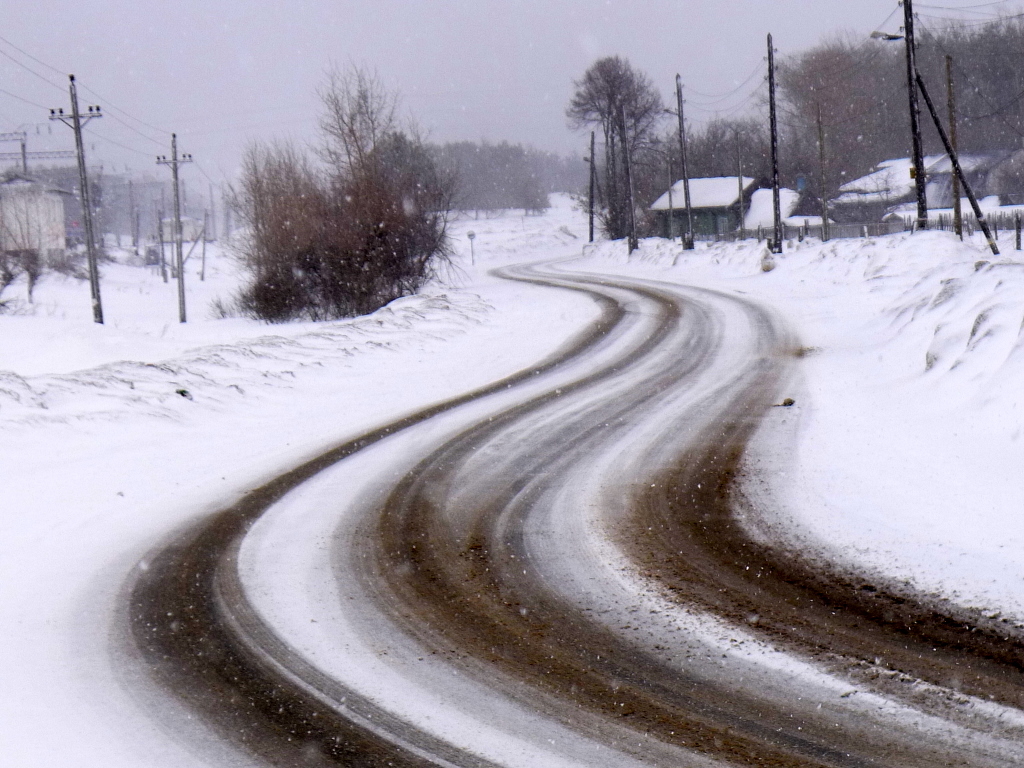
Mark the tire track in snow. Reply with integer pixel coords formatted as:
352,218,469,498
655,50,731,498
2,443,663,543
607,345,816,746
127,262,1024,767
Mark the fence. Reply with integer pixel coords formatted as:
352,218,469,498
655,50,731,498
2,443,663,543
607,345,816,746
695,219,908,244
694,211,1024,245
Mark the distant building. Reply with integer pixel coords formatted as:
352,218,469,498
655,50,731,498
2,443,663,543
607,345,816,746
650,177,806,237
160,215,204,242
650,176,759,237
0,176,69,261
830,152,1024,222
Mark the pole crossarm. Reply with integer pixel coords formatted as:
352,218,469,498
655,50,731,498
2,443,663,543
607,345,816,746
0,131,27,143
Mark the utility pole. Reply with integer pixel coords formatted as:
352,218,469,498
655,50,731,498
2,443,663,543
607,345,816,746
157,134,193,323
208,182,217,241
587,130,596,242
903,0,928,230
621,105,638,253
768,34,783,254
50,75,104,324
946,55,962,238
128,179,138,256
675,74,695,249
816,103,830,242
667,158,676,240
201,210,208,281
157,209,167,282
735,128,745,239
915,71,998,255
0,133,27,174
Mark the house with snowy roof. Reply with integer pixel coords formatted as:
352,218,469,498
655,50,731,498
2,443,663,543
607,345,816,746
830,152,1024,222
650,176,804,237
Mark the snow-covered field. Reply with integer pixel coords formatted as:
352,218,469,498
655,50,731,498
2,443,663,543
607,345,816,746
4,194,1024,763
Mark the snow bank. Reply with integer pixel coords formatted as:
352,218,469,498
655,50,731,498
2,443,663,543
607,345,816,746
574,229,1024,623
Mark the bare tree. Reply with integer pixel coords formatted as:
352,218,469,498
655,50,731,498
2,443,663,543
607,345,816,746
232,67,453,323
567,56,664,239
318,65,399,177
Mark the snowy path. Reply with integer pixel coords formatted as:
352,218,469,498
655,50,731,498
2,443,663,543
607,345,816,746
131,260,1024,767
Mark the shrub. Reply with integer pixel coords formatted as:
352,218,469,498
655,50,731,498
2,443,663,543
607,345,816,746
232,67,454,323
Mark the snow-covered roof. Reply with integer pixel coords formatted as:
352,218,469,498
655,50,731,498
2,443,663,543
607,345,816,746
650,176,757,210
0,176,72,196
743,188,800,229
834,154,995,206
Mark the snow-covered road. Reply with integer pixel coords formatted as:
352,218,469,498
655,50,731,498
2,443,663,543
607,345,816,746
7,198,1024,766
129,258,1024,767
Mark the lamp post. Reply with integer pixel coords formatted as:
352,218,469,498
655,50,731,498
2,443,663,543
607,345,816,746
871,27,999,254
871,0,927,230
467,231,476,265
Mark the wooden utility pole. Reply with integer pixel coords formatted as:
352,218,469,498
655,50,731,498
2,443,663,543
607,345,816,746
128,179,139,256
587,130,596,242
50,76,104,324
201,210,208,281
904,0,928,230
916,71,998,255
621,105,638,253
157,134,193,322
946,55,962,238
816,103,830,242
767,34,783,254
735,128,745,239
156,207,166,281
675,74,695,249
208,182,217,241
667,158,676,240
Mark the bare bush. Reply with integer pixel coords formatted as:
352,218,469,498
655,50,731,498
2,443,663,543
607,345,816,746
232,67,453,323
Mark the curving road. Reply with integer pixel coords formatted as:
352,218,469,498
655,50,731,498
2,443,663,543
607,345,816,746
127,261,1024,767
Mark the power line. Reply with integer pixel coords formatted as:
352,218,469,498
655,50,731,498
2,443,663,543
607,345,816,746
0,35,172,142
0,46,64,93
0,87,49,110
0,33,65,76
687,62,764,100
918,24,1024,137
917,9,1024,23
918,0,1018,11
76,82,172,138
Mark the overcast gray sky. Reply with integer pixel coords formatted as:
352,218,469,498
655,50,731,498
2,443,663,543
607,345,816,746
0,0,1019,190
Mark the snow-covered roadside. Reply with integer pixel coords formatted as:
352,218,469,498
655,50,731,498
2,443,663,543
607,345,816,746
0,198,597,767
574,230,1024,626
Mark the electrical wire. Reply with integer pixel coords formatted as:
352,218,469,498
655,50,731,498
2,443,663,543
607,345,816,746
918,23,1024,138
917,10,1024,24
0,46,65,93
0,34,173,144
76,83,172,139
88,131,158,158
686,62,764,100
0,87,49,111
918,0,1018,12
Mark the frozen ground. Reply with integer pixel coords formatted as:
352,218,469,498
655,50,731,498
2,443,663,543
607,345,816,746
3,195,1024,763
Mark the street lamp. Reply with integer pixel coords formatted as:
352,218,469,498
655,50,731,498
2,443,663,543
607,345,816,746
871,0,928,230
